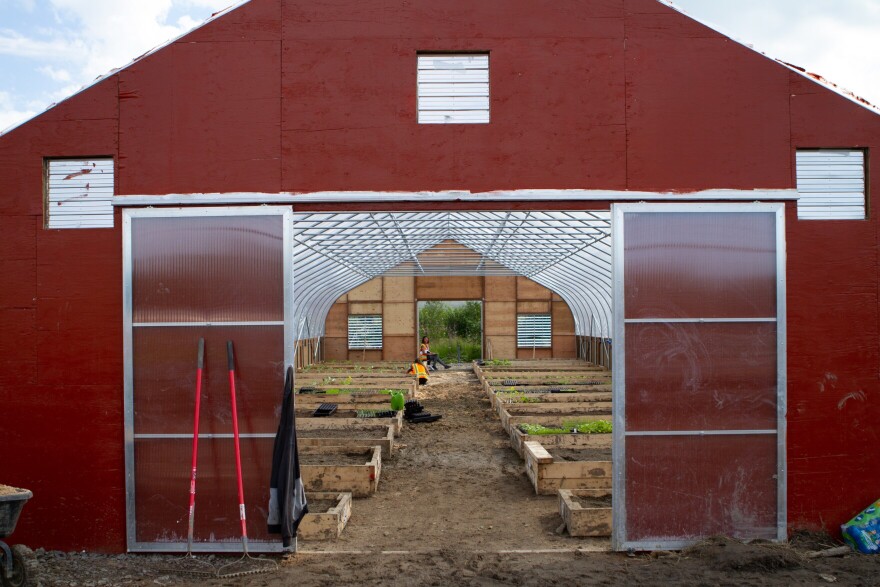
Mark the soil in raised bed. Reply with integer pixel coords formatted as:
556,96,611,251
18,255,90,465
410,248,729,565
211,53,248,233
573,494,612,508
549,447,612,462
303,499,338,513
297,429,387,439
300,453,371,466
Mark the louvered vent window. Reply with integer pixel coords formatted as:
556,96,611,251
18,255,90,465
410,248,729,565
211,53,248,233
517,314,551,348
417,54,489,124
45,158,114,228
796,149,866,220
348,315,383,349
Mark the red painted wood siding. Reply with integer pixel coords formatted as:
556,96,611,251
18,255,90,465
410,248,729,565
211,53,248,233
0,0,878,551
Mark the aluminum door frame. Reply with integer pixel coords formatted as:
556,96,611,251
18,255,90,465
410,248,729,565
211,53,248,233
122,205,294,553
610,202,787,551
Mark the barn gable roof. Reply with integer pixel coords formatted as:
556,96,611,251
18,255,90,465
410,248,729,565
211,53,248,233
2,0,877,138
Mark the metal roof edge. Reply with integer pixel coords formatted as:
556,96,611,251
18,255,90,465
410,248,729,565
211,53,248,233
113,189,799,206
0,1,254,137
654,0,880,116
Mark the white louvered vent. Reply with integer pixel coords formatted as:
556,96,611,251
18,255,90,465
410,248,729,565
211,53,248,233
796,150,866,220
418,54,489,124
46,158,114,228
348,315,383,349
517,314,552,348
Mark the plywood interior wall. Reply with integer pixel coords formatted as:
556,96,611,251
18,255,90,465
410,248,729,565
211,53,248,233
323,275,576,361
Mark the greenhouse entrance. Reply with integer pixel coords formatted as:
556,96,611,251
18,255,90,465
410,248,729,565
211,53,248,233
417,300,483,364
122,201,787,553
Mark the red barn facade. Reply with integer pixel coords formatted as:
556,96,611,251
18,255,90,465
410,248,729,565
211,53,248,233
0,0,878,553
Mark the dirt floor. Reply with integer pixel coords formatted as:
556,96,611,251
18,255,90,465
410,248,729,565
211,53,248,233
15,369,880,586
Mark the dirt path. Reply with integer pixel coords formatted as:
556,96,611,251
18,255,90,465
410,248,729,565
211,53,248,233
20,368,880,585
305,369,604,554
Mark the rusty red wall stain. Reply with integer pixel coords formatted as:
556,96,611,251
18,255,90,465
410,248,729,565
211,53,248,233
0,0,878,551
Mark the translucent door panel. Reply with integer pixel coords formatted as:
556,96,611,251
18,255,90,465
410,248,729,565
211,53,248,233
612,204,785,551
124,207,291,552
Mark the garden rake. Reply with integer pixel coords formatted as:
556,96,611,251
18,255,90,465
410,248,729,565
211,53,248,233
164,338,216,577
216,340,278,578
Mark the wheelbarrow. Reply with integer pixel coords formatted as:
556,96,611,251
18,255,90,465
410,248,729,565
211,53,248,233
0,487,32,587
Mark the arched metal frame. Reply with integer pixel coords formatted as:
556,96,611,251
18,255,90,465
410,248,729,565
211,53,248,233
292,211,613,341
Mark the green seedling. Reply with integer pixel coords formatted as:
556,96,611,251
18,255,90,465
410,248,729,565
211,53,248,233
561,419,613,433
518,423,567,435
485,359,511,366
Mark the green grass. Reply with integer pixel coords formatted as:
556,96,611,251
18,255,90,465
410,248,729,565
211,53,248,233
431,338,482,363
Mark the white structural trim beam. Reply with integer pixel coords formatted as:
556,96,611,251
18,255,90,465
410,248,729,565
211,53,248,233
113,189,798,206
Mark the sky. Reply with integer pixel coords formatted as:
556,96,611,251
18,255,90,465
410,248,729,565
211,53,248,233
0,0,879,132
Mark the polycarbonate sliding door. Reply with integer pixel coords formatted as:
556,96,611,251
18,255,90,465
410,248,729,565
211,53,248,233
123,207,292,552
612,203,786,551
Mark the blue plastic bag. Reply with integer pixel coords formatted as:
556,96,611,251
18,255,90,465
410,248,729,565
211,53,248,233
841,499,880,554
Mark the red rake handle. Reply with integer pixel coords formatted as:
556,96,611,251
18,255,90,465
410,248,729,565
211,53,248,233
186,337,205,551
227,340,250,552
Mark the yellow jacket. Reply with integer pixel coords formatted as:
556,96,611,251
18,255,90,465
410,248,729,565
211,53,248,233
407,361,429,381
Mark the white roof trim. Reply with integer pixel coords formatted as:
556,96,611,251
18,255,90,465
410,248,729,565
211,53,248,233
0,1,254,136
657,0,879,115
112,189,798,206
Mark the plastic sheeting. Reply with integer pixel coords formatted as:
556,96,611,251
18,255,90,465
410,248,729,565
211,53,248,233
126,209,289,551
292,211,613,340
613,204,786,550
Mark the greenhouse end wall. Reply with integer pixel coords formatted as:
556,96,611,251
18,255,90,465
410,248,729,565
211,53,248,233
324,275,577,361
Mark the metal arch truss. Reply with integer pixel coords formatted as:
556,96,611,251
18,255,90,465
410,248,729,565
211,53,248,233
292,210,613,341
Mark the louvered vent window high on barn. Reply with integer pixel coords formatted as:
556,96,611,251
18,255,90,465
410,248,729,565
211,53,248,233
45,158,114,228
417,54,489,124
517,314,552,348
348,315,383,350
796,149,866,220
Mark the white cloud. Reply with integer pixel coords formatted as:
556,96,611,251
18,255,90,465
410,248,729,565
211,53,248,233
0,91,36,132
0,0,233,130
762,15,880,104
670,0,880,105
13,0,36,12
38,65,71,82
179,0,237,9
0,29,82,60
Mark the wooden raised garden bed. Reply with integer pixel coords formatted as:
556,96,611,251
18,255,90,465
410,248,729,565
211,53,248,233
298,492,353,540
297,424,395,456
509,424,611,458
558,489,612,537
300,446,382,497
299,410,404,435
295,390,414,405
498,403,612,432
298,416,402,438
523,442,612,495
488,378,612,390
491,390,613,411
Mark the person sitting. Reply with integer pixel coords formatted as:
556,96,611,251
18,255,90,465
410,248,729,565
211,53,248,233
407,358,429,385
420,336,450,371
